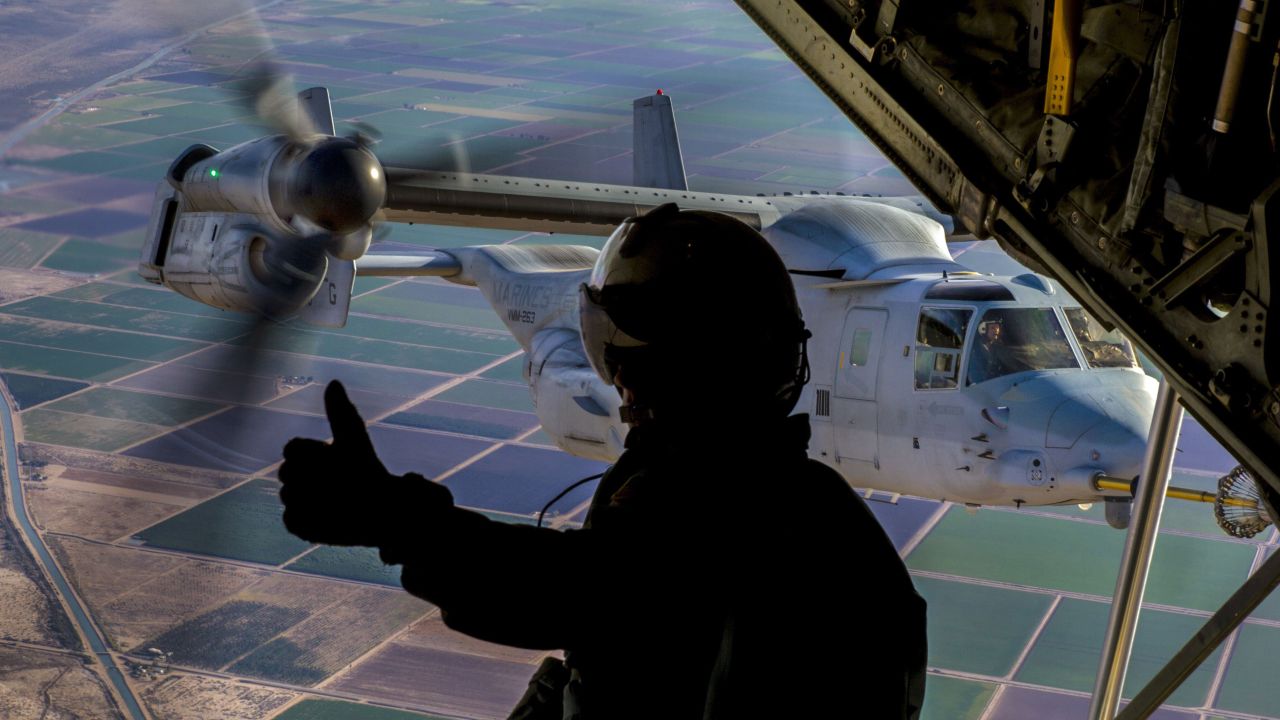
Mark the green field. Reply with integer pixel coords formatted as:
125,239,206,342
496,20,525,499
21,408,162,451
0,340,153,381
480,356,526,383
38,237,138,272
352,287,507,331
43,387,222,426
0,315,205,361
434,379,534,413
274,700,448,720
920,676,996,720
3,296,251,342
907,508,1257,611
1015,598,1223,708
914,577,1053,678
1215,624,1280,716
0,229,64,268
136,600,307,670
241,330,498,375
286,546,402,587
135,479,312,565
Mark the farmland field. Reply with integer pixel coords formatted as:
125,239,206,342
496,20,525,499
134,479,312,564
274,700,448,720
286,546,402,587
0,371,86,409
140,674,298,720
21,408,163,451
228,586,429,685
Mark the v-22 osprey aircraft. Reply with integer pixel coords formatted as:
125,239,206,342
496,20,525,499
137,84,1165,529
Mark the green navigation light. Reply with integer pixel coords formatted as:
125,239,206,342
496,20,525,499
209,169,219,178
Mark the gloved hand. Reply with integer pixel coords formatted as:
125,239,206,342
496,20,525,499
279,380,452,552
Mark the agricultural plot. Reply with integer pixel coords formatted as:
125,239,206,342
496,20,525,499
134,478,311,564
21,408,163,451
1015,598,1224,708
140,674,298,720
442,444,605,516
328,643,534,720
140,601,310,671
286,546,402,587
906,507,1257,612
134,572,354,671
228,586,429,685
0,339,153,382
174,344,453,398
124,407,329,474
0,228,64,269
43,386,222,426
273,700,447,720
433,379,534,413
26,476,186,542
382,400,538,440
0,314,204,362
2,296,252,342
0,371,86,409
353,280,507,332
97,560,268,652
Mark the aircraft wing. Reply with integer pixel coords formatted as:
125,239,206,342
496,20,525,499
354,247,461,278
733,0,1280,505
381,166,782,235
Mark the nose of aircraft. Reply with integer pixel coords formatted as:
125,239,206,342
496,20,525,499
990,370,1157,501
1048,375,1156,479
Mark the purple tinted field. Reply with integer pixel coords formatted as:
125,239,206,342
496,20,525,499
383,400,538,440
366,425,491,478
16,208,147,238
443,445,605,515
124,407,330,473
867,497,943,551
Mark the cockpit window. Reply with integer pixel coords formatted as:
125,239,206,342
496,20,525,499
967,308,1079,385
915,307,972,389
1064,307,1139,369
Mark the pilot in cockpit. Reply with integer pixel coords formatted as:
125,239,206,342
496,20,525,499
970,315,1013,384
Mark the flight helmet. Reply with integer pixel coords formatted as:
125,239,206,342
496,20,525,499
579,203,810,423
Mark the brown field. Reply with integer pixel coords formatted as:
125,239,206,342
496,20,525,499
230,585,431,685
0,268,81,304
0,645,120,720
101,560,269,651
27,470,190,542
326,613,549,720
48,535,272,650
328,642,534,720
48,535,182,606
388,614,552,667
20,443,241,492
141,673,297,720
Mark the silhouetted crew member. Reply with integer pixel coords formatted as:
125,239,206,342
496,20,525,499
279,204,927,719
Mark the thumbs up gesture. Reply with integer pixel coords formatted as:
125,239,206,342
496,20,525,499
279,380,451,549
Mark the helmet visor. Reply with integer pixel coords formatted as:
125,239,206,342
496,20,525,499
579,282,648,385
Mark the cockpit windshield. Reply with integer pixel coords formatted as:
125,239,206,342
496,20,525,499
1063,307,1139,369
967,308,1079,385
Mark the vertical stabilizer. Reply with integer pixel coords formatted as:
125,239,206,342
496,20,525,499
632,92,688,190
299,87,336,136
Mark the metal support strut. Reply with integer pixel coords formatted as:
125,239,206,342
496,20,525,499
1088,380,1184,720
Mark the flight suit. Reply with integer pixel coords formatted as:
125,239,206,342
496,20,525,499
391,414,927,719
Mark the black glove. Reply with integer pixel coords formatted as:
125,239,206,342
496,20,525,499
279,380,452,552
